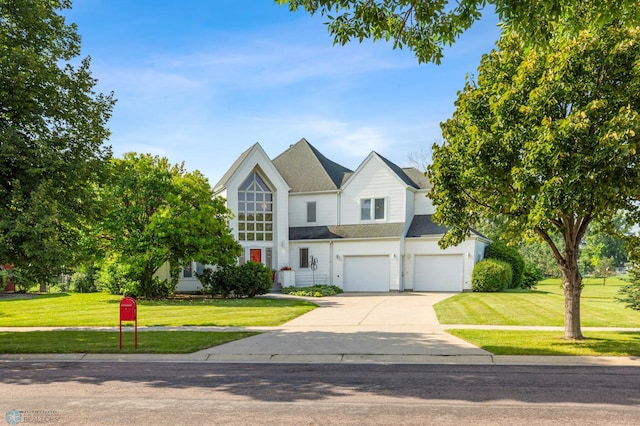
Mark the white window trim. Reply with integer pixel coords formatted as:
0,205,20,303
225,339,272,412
299,247,309,269
306,201,317,223
360,197,386,222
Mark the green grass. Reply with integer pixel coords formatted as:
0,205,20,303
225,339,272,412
434,277,640,327
0,293,317,327
448,329,640,356
0,330,258,354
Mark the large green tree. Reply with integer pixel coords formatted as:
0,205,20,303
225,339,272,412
0,0,114,288
278,0,640,64
428,25,640,339
99,153,241,298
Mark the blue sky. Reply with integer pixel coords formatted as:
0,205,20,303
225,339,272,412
65,1,501,183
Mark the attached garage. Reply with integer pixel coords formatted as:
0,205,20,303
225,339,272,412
413,255,464,292
344,255,390,292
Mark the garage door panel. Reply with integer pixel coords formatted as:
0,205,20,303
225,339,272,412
344,256,389,292
414,255,463,292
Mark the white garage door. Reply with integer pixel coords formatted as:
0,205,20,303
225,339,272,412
344,256,390,292
414,255,464,292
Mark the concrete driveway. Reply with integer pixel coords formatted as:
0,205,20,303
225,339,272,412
198,292,492,363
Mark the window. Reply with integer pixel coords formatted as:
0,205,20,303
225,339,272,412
299,248,309,268
307,201,316,223
237,171,273,241
361,198,385,221
182,263,192,278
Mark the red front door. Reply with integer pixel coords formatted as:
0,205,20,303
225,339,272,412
249,248,262,263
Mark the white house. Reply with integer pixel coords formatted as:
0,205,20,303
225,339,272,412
175,138,488,292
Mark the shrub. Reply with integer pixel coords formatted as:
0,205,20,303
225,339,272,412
198,262,273,298
617,263,640,311
69,270,98,293
522,262,543,289
472,259,512,292
282,285,344,297
0,267,31,293
485,241,524,288
96,256,137,295
235,262,273,297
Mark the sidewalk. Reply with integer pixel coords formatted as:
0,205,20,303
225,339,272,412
1,292,639,366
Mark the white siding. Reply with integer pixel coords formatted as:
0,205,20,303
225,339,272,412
414,190,435,215
288,193,339,227
222,145,290,271
288,241,332,287
341,156,408,225
405,188,415,223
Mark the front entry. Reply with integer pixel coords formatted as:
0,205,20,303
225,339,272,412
249,248,262,263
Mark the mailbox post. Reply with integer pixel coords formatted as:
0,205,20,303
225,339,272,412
119,297,137,350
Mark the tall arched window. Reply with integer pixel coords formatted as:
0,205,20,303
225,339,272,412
237,171,273,241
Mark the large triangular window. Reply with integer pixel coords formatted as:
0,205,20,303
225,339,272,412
237,171,273,241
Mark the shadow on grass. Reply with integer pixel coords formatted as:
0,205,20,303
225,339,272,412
0,293,70,302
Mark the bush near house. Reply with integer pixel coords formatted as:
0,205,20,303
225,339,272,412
485,241,525,288
282,285,344,297
198,262,273,298
472,258,513,292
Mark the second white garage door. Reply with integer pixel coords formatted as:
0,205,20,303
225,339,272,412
414,255,464,292
344,255,390,292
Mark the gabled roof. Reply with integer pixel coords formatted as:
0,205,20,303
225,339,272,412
401,167,431,190
213,143,258,192
290,223,406,240
406,214,449,237
375,152,421,189
272,138,353,192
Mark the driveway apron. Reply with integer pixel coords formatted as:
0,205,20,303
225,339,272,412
198,293,491,363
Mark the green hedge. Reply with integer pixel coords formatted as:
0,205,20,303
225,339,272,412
472,258,512,292
282,285,344,297
485,241,524,288
197,262,273,298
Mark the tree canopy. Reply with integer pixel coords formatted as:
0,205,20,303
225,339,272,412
0,0,114,287
278,0,640,64
428,24,640,339
98,153,241,298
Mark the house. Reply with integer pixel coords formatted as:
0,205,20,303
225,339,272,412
175,138,488,292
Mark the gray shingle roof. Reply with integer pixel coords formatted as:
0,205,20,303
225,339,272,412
272,138,352,192
290,223,406,240
401,167,431,189
406,214,488,240
375,152,421,189
406,214,449,237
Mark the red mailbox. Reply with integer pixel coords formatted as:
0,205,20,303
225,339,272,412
119,297,137,350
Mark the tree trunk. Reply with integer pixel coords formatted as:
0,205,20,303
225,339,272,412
560,253,583,340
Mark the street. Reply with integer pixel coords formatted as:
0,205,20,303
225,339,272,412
1,362,639,425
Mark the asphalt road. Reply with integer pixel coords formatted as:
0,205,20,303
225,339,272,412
1,362,639,425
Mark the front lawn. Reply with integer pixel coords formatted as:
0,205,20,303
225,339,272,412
0,330,259,354
435,277,640,327
447,329,640,356
0,293,317,327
